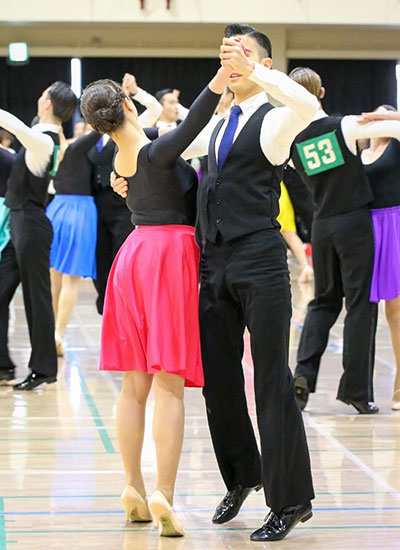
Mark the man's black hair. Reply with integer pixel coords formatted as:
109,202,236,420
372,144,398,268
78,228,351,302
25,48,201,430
155,88,173,103
224,23,272,59
48,81,77,123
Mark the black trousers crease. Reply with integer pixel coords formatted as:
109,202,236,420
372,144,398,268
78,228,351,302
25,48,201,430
94,189,133,315
199,228,315,513
6,207,57,377
295,207,377,403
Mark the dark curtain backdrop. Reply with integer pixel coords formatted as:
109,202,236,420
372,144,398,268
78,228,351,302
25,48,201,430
81,57,220,110
0,57,71,131
288,59,397,115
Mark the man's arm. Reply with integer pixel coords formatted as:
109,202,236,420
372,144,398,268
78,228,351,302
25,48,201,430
180,115,221,160
122,73,162,128
341,115,400,155
250,64,320,165
0,109,54,176
135,88,163,127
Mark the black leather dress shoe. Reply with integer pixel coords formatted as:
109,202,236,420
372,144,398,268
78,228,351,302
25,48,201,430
0,369,16,385
341,399,379,414
294,376,310,411
250,502,312,542
13,372,57,391
212,484,263,524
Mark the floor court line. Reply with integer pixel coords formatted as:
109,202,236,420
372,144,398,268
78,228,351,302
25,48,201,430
6,526,400,534
2,506,400,516
306,416,400,505
0,498,7,550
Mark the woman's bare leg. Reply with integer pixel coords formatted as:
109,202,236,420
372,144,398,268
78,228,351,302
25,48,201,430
117,370,153,497
385,296,400,406
152,370,185,505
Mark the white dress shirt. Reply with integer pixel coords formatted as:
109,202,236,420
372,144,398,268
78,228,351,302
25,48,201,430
311,110,400,155
182,62,319,166
0,109,58,177
134,87,163,128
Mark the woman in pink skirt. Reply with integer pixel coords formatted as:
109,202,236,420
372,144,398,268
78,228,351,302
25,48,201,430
80,66,229,537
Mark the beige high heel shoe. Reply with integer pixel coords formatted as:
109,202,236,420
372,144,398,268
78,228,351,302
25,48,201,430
148,490,184,537
392,390,400,411
121,486,152,523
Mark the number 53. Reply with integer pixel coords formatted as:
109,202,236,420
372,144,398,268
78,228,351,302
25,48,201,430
303,139,337,170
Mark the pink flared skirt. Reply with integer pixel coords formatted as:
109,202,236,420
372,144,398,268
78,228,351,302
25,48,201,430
99,225,204,387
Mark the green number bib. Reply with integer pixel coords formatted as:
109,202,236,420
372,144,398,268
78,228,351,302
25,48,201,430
49,145,61,177
296,131,345,176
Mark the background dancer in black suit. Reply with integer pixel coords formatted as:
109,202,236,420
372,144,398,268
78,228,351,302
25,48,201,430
0,147,17,385
289,67,400,414
0,82,76,390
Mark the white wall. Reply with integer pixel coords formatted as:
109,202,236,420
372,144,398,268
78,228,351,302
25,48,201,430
1,0,400,25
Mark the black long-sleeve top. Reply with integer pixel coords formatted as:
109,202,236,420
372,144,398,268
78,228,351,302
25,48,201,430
120,86,220,227
364,138,400,209
54,131,101,195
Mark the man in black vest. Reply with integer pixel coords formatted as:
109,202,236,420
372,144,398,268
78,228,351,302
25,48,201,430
186,25,318,541
288,67,400,414
0,82,76,390
0,147,17,385
111,25,319,541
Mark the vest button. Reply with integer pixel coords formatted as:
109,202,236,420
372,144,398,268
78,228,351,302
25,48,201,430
216,179,221,186
216,218,222,224
216,199,222,205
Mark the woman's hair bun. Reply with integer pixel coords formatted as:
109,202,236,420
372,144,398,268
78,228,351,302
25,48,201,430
80,79,127,135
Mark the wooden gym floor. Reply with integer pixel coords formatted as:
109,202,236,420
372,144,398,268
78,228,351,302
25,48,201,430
0,262,399,549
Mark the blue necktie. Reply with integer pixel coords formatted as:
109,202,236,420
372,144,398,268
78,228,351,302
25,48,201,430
217,105,242,171
96,137,104,153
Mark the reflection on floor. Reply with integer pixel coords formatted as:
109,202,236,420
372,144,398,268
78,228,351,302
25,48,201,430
1,261,399,549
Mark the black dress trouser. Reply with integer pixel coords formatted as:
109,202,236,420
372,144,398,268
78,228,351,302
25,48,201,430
199,227,315,513
0,242,20,370
8,206,57,377
94,189,133,314
295,207,377,403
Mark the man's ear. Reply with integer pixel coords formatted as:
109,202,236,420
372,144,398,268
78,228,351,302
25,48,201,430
261,57,273,69
319,87,326,100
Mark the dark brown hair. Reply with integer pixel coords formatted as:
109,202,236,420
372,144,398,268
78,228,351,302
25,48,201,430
80,79,128,134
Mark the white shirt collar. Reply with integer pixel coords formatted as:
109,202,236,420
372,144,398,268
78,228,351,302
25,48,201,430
233,91,268,116
32,123,60,133
312,109,328,122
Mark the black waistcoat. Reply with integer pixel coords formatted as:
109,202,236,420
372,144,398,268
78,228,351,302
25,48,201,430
291,116,373,219
5,131,60,209
88,139,116,191
197,103,284,244
0,148,16,198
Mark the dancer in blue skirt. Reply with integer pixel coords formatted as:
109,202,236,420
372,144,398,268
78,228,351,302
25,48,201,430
46,128,101,355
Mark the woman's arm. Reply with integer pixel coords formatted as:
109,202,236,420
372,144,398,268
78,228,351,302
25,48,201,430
148,67,229,167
